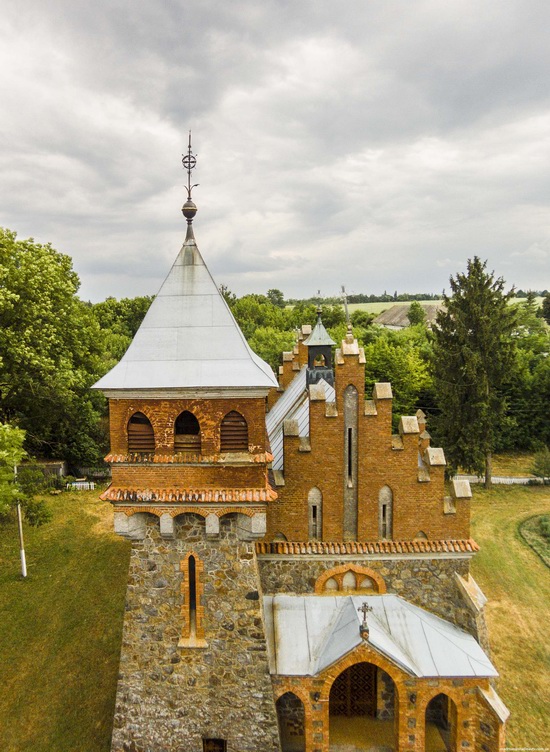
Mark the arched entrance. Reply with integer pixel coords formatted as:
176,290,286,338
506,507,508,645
329,663,397,750
276,692,305,752
425,693,457,752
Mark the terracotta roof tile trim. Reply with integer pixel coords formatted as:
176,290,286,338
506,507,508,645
102,487,277,503
255,539,479,555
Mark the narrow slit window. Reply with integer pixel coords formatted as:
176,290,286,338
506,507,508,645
378,486,393,540
179,552,205,647
308,488,323,540
347,427,353,482
188,555,197,638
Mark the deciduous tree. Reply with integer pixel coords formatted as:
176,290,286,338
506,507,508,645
0,229,106,464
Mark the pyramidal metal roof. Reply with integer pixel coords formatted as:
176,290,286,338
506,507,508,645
93,226,277,393
303,313,336,347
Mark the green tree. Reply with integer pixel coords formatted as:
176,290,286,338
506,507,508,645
531,447,550,483
266,288,285,308
0,423,51,525
0,229,107,464
542,293,550,324
431,257,517,487
407,301,426,326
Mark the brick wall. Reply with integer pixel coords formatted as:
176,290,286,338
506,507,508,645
266,339,470,542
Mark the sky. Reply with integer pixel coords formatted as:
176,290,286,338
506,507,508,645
1,0,549,302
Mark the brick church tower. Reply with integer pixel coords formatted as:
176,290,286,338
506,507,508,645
94,143,281,752
95,146,508,752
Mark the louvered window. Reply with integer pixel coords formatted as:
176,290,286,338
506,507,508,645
127,412,155,453
220,411,248,452
174,411,201,453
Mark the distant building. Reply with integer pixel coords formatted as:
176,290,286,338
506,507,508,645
93,171,507,752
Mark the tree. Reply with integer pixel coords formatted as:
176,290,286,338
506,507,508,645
0,423,51,526
407,301,426,326
266,288,285,308
0,229,107,464
542,293,550,324
531,447,550,484
431,257,517,487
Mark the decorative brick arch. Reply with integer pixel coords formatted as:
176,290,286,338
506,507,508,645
321,645,402,701
123,404,161,440
273,686,313,752
314,564,387,594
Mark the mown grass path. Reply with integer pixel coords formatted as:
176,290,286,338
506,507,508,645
471,485,550,748
0,491,130,752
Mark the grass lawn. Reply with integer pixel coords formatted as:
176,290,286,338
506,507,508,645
0,485,548,749
0,490,130,752
471,485,550,747
490,451,536,477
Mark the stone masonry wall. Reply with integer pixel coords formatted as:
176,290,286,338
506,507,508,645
258,555,480,637
111,514,281,752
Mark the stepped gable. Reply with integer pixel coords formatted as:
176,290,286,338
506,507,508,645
93,224,276,393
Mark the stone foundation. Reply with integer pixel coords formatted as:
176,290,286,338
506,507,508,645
111,513,281,752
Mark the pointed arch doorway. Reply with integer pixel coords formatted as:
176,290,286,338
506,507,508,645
329,662,397,751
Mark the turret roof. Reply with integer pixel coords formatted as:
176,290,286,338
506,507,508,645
303,311,335,347
93,226,277,392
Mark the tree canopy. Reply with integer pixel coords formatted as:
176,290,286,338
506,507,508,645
0,229,111,464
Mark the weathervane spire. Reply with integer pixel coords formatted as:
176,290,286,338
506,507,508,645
181,130,198,229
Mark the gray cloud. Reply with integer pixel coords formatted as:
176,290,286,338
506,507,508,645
1,0,549,302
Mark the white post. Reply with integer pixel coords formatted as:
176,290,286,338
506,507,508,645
16,502,27,578
14,465,27,578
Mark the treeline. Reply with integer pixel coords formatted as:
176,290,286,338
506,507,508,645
287,292,442,305
1,228,549,471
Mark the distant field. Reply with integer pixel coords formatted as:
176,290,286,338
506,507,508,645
347,297,542,315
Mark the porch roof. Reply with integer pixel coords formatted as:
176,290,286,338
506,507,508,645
263,594,497,679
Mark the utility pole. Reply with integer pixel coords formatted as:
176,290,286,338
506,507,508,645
14,465,27,578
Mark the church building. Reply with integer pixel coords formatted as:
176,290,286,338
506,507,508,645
93,149,508,752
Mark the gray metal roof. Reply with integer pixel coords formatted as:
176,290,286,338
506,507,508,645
263,594,497,679
93,228,277,391
303,316,336,346
266,370,335,470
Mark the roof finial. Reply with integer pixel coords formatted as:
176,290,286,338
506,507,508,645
181,131,198,226
358,601,372,641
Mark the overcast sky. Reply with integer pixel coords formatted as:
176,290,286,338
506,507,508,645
1,1,549,302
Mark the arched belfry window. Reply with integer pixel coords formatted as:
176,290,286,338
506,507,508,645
127,412,155,454
220,411,248,452
174,411,201,453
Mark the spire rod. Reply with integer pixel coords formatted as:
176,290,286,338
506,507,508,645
181,131,198,226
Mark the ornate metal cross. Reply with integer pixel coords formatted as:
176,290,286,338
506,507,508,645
358,601,372,640
182,130,199,200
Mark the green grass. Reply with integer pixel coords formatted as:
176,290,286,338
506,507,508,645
1,486,549,749
491,451,536,477
471,485,550,747
0,490,130,752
